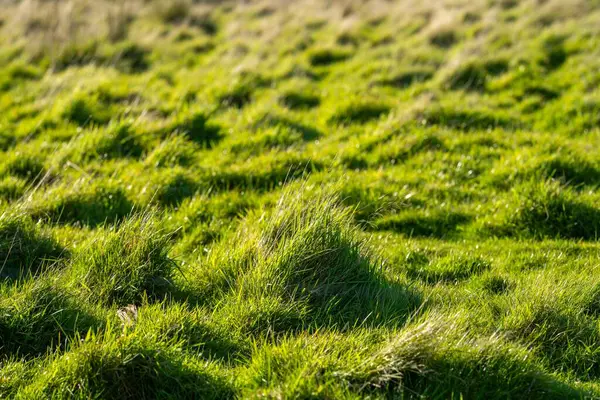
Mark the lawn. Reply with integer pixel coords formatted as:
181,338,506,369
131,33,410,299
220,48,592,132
2,0,600,398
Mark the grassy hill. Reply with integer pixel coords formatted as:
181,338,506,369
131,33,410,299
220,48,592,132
2,0,600,397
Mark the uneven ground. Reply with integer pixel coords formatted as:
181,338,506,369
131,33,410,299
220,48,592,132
1,0,600,398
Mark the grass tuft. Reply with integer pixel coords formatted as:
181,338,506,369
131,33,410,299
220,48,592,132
504,181,600,240
446,62,488,91
203,189,420,332
17,332,234,399
71,214,174,306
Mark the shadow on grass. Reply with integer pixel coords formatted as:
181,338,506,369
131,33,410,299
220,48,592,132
0,284,102,358
374,212,472,238
0,216,66,281
30,185,133,227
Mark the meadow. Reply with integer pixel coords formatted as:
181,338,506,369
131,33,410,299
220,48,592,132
1,0,600,398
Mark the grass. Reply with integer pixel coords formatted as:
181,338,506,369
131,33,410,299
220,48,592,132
2,0,600,398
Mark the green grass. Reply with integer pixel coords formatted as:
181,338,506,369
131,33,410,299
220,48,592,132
2,0,600,398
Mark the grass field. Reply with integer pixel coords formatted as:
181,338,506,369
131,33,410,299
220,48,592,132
2,0,600,398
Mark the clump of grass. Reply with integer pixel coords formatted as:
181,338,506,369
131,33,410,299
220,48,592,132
507,305,600,380
154,173,198,207
336,32,360,46
349,317,581,398
134,302,249,361
0,176,27,201
153,0,191,24
583,284,600,317
202,189,419,332
145,134,197,167
504,181,600,240
189,13,218,36
16,331,234,399
0,133,15,151
52,41,99,71
0,153,46,183
538,157,600,187
94,121,145,158
70,214,174,306
53,121,145,165
108,42,151,73
201,157,323,193
0,63,42,91
483,58,510,76
0,214,64,281
242,316,583,398
446,62,488,91
61,94,112,127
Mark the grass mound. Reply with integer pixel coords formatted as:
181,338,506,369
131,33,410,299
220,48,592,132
154,173,198,206
61,94,112,127
144,134,197,168
0,154,46,183
504,182,600,239
201,190,419,332
482,275,513,294
15,333,234,399
350,318,581,399
134,302,249,362
538,157,600,187
0,176,27,202
241,317,583,399
218,84,253,109
508,305,600,380
71,214,173,306
446,62,488,91
53,122,145,165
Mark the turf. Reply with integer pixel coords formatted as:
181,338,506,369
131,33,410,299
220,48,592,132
1,0,600,398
